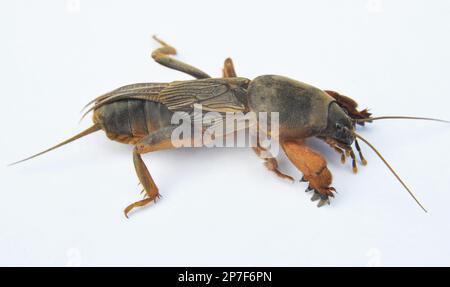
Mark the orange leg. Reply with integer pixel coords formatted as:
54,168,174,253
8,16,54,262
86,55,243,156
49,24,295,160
123,148,161,218
123,197,156,218
253,144,294,182
281,140,335,207
124,126,177,218
222,58,237,78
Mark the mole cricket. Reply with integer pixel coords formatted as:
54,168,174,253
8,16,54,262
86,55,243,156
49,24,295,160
10,36,449,217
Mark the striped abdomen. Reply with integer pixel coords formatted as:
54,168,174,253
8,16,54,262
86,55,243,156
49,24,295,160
93,100,174,144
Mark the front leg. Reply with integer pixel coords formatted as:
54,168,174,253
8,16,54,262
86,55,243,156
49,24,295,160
281,140,335,207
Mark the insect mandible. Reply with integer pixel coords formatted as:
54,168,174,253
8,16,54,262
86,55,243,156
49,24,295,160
10,36,449,217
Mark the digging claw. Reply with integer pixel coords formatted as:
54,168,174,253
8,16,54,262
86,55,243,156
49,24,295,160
310,189,334,206
311,192,321,201
317,195,330,207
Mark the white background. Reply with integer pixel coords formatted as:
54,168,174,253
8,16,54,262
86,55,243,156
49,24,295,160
1,0,449,266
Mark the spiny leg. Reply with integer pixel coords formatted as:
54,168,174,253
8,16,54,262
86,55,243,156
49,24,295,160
253,144,294,182
123,148,161,218
222,58,237,78
124,126,178,218
151,36,211,79
281,140,335,207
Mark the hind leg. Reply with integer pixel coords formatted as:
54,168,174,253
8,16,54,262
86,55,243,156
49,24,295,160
123,148,161,218
124,126,179,218
151,36,211,79
281,140,335,207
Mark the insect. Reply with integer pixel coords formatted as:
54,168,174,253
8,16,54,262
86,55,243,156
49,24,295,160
10,36,448,217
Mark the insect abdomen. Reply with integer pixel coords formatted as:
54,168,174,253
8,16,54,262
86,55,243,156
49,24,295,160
93,100,173,144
